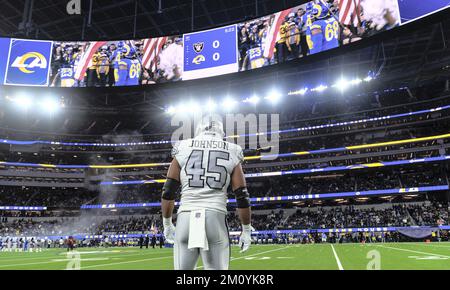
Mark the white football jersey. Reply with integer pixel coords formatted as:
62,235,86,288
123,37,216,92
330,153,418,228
172,133,244,214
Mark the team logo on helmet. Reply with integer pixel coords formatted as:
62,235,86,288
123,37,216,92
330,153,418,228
193,42,204,53
312,3,329,19
195,120,225,138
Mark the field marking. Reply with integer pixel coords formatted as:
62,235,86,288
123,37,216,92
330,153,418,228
52,257,110,262
195,245,291,269
79,255,172,269
330,244,344,270
0,249,168,263
0,251,172,269
408,255,448,260
377,245,450,259
0,259,70,268
409,243,450,248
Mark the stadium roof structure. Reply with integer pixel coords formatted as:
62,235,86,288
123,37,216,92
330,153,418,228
0,0,306,40
1,9,449,109
0,1,449,136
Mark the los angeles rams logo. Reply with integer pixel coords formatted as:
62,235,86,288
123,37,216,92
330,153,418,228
192,55,206,65
193,42,204,53
11,52,47,74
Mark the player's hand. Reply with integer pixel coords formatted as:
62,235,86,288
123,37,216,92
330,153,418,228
239,224,254,253
163,217,176,244
163,223,175,244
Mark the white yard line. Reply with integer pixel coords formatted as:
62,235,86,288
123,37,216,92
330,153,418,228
79,255,172,269
330,244,344,270
0,252,172,269
377,245,450,258
0,259,67,268
0,249,169,263
407,242,450,248
195,246,291,269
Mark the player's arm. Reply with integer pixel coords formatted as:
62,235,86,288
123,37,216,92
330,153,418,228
161,158,181,243
231,163,251,225
161,158,180,217
231,163,253,253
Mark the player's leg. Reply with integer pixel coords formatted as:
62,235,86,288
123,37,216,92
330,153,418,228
200,210,230,270
174,211,200,270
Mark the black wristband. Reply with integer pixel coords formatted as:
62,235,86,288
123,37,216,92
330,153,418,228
162,178,180,200
233,187,250,208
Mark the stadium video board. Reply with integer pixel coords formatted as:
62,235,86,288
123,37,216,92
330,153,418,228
0,0,448,87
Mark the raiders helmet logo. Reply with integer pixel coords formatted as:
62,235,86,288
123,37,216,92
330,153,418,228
193,42,204,53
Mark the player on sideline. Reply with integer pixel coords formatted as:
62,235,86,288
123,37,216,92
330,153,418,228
161,120,253,270
36,238,43,252
6,237,12,252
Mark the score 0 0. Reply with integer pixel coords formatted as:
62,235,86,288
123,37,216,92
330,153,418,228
213,40,220,61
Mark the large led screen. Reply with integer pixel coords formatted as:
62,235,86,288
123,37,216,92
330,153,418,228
0,0,448,87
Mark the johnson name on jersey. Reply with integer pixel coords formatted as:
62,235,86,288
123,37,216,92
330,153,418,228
172,133,244,214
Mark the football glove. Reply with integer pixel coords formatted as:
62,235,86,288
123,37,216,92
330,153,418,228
163,217,176,244
239,224,254,253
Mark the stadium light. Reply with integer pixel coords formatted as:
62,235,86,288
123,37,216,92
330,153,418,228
205,99,217,112
245,95,260,104
186,101,201,113
350,78,362,85
39,98,60,114
165,106,176,114
298,88,308,95
221,97,237,111
166,104,183,115
333,78,350,91
312,85,328,92
13,95,32,109
265,90,282,104
288,88,308,96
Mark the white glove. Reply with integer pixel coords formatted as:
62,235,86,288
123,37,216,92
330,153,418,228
163,217,176,244
239,224,254,253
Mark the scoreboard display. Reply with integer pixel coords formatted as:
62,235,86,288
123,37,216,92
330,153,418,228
0,1,448,87
183,25,238,80
0,38,10,85
398,0,450,23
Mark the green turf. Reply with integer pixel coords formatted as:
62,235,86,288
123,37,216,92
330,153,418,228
0,243,449,270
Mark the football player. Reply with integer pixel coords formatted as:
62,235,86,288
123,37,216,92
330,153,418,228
114,42,142,86
301,2,315,54
161,120,253,270
309,2,340,54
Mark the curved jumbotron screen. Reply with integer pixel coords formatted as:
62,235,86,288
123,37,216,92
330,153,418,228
0,0,448,87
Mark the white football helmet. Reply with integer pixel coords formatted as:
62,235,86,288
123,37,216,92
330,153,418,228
195,119,225,139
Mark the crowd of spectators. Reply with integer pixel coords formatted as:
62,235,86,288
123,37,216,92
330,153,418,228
1,92,448,155
0,165,447,209
227,202,448,231
1,202,447,238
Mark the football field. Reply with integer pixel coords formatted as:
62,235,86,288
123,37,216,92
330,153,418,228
0,242,449,270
